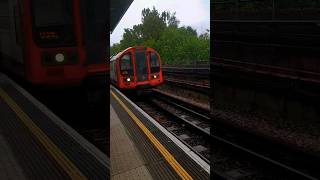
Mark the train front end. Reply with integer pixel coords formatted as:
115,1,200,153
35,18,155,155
25,0,86,86
114,47,163,89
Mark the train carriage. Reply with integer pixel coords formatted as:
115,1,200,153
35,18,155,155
110,46,163,89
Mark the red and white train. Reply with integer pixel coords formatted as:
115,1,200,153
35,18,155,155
0,0,107,86
110,46,163,89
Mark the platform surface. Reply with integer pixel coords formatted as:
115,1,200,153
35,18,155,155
0,73,109,179
110,86,210,180
110,105,153,179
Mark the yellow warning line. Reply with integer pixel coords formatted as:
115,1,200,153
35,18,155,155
111,90,193,180
0,88,86,180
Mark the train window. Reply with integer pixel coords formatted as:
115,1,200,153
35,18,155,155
113,61,117,82
31,0,75,47
31,0,73,27
120,54,133,75
149,52,160,73
110,60,117,82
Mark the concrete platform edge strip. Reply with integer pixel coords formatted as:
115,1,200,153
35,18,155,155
111,90,193,180
111,85,210,174
0,73,109,167
0,88,86,179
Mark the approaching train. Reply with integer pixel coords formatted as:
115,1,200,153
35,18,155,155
0,0,108,86
110,46,163,89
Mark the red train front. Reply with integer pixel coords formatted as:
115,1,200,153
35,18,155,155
110,47,163,89
0,0,107,86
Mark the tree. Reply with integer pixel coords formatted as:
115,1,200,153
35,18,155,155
161,11,180,28
110,43,122,56
110,7,209,65
141,7,166,40
120,24,144,48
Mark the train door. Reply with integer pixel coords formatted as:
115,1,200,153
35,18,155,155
134,50,148,82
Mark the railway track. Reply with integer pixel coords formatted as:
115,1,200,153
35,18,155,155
213,110,320,180
162,66,210,80
165,78,210,94
212,64,320,178
162,66,210,95
152,88,209,116
133,93,211,163
80,128,109,155
213,58,320,84
130,88,319,179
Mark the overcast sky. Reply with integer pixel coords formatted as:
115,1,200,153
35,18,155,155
110,0,210,45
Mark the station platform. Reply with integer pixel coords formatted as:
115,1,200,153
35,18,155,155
0,73,109,179
110,86,210,180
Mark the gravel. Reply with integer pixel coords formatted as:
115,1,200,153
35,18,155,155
213,107,320,155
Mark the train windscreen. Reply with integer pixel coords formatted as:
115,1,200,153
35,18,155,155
120,54,133,76
135,51,148,82
31,0,75,47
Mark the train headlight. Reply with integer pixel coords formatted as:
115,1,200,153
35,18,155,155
55,53,65,63
153,74,157,79
126,77,131,82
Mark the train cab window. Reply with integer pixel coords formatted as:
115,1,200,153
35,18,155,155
149,52,160,73
31,0,72,27
31,0,75,47
120,54,133,75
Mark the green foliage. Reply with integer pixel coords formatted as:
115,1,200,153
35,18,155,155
110,43,122,56
110,6,209,65
141,7,166,40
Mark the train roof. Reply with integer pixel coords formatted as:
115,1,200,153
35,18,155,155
110,54,120,62
109,46,157,62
